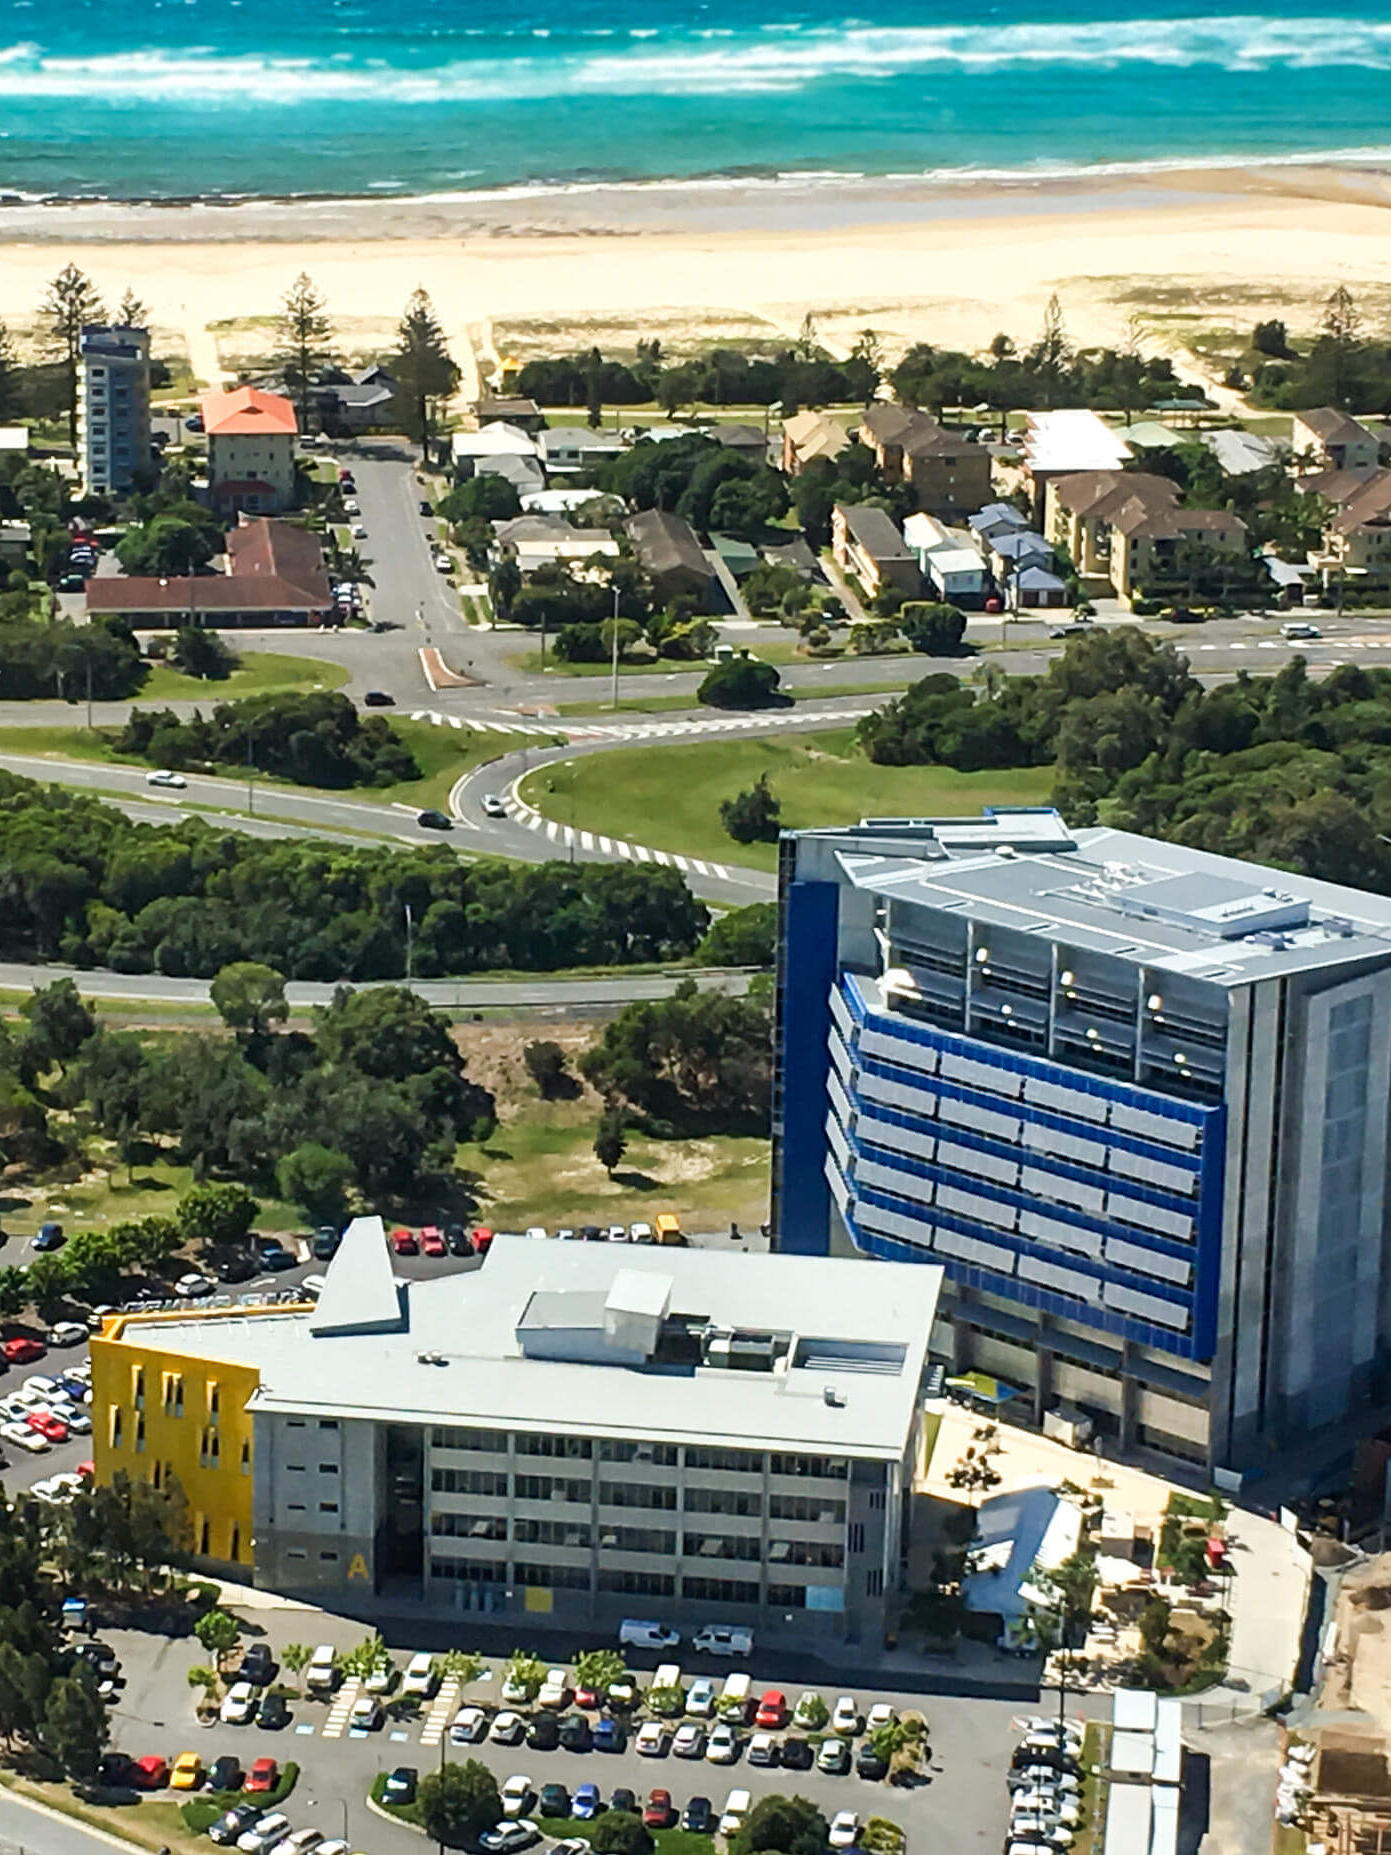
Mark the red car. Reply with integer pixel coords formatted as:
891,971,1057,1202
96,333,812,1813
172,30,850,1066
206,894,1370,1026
754,1690,787,1730
27,1410,69,1443
3,1337,45,1365
419,1225,446,1257
389,1227,418,1255
472,1227,494,1257
575,1685,602,1710
643,1790,673,1829
245,1757,278,1794
128,1754,169,1790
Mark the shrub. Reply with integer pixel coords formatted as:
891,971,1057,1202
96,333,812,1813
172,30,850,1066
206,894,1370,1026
698,656,783,709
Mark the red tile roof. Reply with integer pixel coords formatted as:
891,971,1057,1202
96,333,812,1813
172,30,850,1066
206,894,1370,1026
200,384,298,437
85,519,330,617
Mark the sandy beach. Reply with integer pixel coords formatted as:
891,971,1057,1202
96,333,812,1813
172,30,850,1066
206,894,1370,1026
4,164,1391,392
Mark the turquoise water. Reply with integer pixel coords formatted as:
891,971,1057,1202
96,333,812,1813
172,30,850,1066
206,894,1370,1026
4,0,1391,200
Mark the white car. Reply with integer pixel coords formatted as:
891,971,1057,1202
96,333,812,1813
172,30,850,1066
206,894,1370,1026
832,1696,861,1735
1,1422,48,1453
29,1476,67,1502
687,1678,717,1718
481,793,507,819
343,499,360,514
705,1721,739,1763
524,1225,548,1242
268,1832,323,1855
537,1668,570,1709
607,1224,629,1243
349,1696,383,1731
501,1775,533,1818
828,1813,860,1850
401,1652,437,1697
629,1222,654,1243
635,1721,668,1757
500,1671,532,1705
718,1790,750,1838
364,1660,397,1694
46,1322,87,1348
24,1376,63,1399
146,768,187,789
220,1680,259,1725
53,1403,92,1434
866,1703,896,1733
792,1691,824,1729
450,1705,489,1744
315,1844,350,1855
175,1273,215,1298
433,551,453,572
238,1814,291,1853
350,522,367,540
491,1710,526,1744
673,1723,705,1759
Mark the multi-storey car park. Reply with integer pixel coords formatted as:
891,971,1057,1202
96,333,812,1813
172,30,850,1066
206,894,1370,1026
773,807,1391,1480
90,1224,939,1646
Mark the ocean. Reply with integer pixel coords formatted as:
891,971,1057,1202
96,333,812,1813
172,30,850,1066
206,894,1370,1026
4,0,1391,203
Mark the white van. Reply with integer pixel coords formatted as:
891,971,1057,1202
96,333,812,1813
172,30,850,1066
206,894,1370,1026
619,1619,680,1650
305,1643,338,1693
694,1625,754,1657
720,1671,751,1714
653,1663,683,1693
718,1789,751,1838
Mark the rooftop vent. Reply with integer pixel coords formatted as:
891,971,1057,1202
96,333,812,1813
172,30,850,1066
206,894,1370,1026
823,1386,847,1408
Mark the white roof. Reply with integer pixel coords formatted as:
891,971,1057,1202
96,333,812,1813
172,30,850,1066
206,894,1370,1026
104,1235,940,1460
451,422,541,459
928,546,988,575
1152,1698,1183,1785
1111,1729,1156,1777
0,425,29,451
1026,408,1132,475
1113,1688,1158,1732
1104,1783,1152,1855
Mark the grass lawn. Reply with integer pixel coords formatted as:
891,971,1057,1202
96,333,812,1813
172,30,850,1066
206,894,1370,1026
139,652,349,702
0,1776,212,1855
508,650,686,679
540,1812,713,1855
0,1145,303,1240
519,731,1054,871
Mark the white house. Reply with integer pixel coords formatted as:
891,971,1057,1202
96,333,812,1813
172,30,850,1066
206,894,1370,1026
902,511,989,603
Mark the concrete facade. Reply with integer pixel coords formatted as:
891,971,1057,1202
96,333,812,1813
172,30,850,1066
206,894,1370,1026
79,326,151,495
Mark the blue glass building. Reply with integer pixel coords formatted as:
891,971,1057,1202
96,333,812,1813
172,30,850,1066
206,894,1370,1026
773,809,1391,1475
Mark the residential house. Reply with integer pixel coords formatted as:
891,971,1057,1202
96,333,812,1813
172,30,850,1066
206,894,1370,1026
1315,471,1391,584
492,514,619,576
1049,470,1248,605
1117,420,1182,454
86,516,332,627
522,487,624,519
471,395,547,434
1202,428,1284,477
201,385,298,514
902,511,988,606
308,366,397,435
831,502,920,600
1023,409,1132,491
858,404,991,520
761,535,821,582
0,522,30,571
988,527,1068,608
452,421,546,497
626,508,719,608
709,423,770,466
539,428,626,475
968,502,1031,543
1292,407,1382,474
0,426,30,459
79,325,152,496
1012,562,1070,608
1295,466,1378,509
780,409,850,476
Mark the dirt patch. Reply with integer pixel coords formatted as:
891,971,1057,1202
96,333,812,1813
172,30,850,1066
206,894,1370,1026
453,1016,602,1111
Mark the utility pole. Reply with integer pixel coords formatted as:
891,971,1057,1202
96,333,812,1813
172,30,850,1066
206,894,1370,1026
609,581,621,711
85,655,93,731
245,720,255,816
404,901,414,985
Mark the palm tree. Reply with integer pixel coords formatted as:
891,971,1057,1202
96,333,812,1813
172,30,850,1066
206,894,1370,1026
325,542,374,588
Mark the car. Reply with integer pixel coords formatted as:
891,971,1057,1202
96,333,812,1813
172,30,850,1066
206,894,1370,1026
170,1751,204,1791
747,1734,779,1768
433,552,453,573
349,1696,383,1731
607,1224,628,1243
780,1735,813,1771
755,1690,787,1730
2,1337,44,1364
644,1788,673,1828
692,1625,753,1657
363,690,395,707
215,1252,258,1283
479,1824,540,1855
315,1843,350,1855
24,1410,67,1442
267,1830,322,1855
211,1803,263,1844
450,1705,489,1743
856,1744,887,1780
527,1712,560,1751
29,1476,69,1502
629,1221,654,1243
832,1697,861,1736
185,413,206,432
343,499,360,514
419,499,434,516
499,1666,531,1705
175,1273,215,1298
350,523,367,539
239,1642,274,1686
491,1711,526,1745
145,769,187,790
390,1227,419,1255
55,1403,91,1434
673,1722,705,1759
611,1787,637,1816
129,1753,170,1790
579,1224,602,1242
72,1640,118,1672
539,1783,571,1818
400,1651,437,1696
257,1245,297,1271
311,1226,341,1261
245,1757,279,1793
593,1717,625,1753
606,1673,638,1710
256,1692,291,1731
556,1227,578,1242
1282,621,1322,640
866,1704,896,1733
1011,1767,1080,1793
46,1321,87,1348
417,809,452,830
445,1223,473,1256
480,792,507,819
537,1667,568,1712
705,1722,739,1764
58,572,86,591
635,1720,669,1758
208,1755,244,1792
419,1225,447,1257
473,1227,496,1256
678,1797,711,1835
559,1712,593,1752
382,1767,417,1807
687,1678,717,1719
573,1782,602,1820
718,1790,751,1838
818,1738,851,1775
239,1814,291,1853
573,1680,601,1709
221,1681,259,1724
828,1812,860,1849
2,1421,49,1453
501,1774,534,1818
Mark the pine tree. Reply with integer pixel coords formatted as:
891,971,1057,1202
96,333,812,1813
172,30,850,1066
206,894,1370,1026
276,272,334,425
0,320,23,425
394,287,458,444
40,263,105,448
1032,293,1071,408
117,287,149,329
594,1106,627,1177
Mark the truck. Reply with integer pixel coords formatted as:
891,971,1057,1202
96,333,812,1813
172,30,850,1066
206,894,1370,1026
655,1214,681,1246
304,1644,338,1694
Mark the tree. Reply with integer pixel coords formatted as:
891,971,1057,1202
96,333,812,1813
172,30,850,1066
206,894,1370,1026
276,1143,354,1221
280,1643,311,1691
171,625,238,680
591,1813,653,1855
523,1040,569,1100
794,1692,828,1730
118,288,150,328
504,1649,545,1696
418,1760,501,1846
594,1106,627,1177
19,977,96,1076
277,273,334,424
719,773,782,844
42,1675,107,1784
488,554,522,620
439,1649,484,1683
211,961,289,1039
194,1608,240,1672
178,1182,259,1250
898,600,968,655
41,264,105,448
698,657,783,710
441,475,520,525
729,1795,828,1855
395,287,459,444
116,518,217,578
573,1649,626,1694
1030,293,1071,408
0,321,24,425
695,902,777,968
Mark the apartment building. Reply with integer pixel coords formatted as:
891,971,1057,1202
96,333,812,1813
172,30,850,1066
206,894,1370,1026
1291,407,1382,475
773,809,1391,1480
858,405,992,521
830,503,919,599
78,325,151,495
201,385,298,514
91,1225,938,1645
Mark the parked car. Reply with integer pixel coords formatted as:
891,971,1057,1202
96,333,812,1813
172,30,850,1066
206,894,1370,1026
46,1321,87,1348
390,1227,418,1255
3,1337,44,1364
593,1717,625,1753
635,1721,668,1757
501,1774,534,1818
445,1222,472,1256
705,1722,739,1764
267,1829,322,1855
211,1803,263,1844
480,1825,539,1855
693,1625,753,1657
527,1713,560,1751
3,1420,49,1453
382,1767,417,1807
170,1751,204,1790
420,1225,447,1257
856,1743,888,1780
644,1789,673,1828
832,1697,862,1736
538,1667,571,1708
781,1735,813,1771
747,1734,779,1768
256,1693,291,1731
401,1653,437,1697
687,1678,717,1718
683,1797,713,1834
26,1411,69,1443
129,1753,170,1790
558,1714,592,1752
238,1813,291,1853
829,1812,860,1849
755,1690,787,1729
539,1783,571,1818
866,1704,896,1732
572,1783,602,1820
718,1790,751,1838
245,1757,279,1793
240,1643,275,1686
499,1667,531,1704
208,1756,244,1792
491,1711,526,1745
349,1696,383,1731
174,1273,215,1298
818,1738,851,1775
221,1681,259,1725
673,1723,705,1759
611,1788,637,1816
451,1706,489,1744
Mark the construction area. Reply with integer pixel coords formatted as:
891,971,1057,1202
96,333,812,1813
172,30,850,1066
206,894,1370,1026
1290,1555,1391,1853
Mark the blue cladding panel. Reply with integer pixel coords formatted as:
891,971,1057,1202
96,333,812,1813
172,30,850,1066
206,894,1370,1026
775,879,840,1255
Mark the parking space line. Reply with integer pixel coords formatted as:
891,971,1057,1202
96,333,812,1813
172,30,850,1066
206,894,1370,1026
421,1676,461,1747
321,1676,362,1739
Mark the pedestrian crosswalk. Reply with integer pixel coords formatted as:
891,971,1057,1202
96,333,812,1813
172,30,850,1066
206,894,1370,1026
411,710,557,737
321,1676,361,1740
499,788,742,885
411,703,876,746
420,1677,461,1748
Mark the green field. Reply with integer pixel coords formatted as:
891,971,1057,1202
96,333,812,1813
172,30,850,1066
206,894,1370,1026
139,651,349,701
520,730,1055,870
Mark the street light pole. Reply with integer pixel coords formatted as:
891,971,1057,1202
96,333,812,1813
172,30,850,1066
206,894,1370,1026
404,901,414,985
609,582,621,711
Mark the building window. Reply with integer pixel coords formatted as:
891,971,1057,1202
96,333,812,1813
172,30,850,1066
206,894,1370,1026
287,1419,306,1430
685,1446,761,1474
685,1487,762,1517
318,1419,338,1431
682,1576,760,1606
319,1501,339,1515
767,1584,807,1609
132,1368,145,1411
866,1568,884,1597
597,1569,674,1598
150,1461,162,1490
768,1493,844,1525
433,1426,510,1453
434,1467,511,1497
286,1463,305,1474
848,1523,865,1553
207,1382,220,1419
597,1439,678,1467
516,1433,593,1460
514,1517,591,1548
162,1374,184,1416
768,1453,847,1480
515,1561,590,1590
287,1549,308,1562
683,1532,762,1563
199,1518,211,1555
110,1408,123,1450
287,1501,306,1513
597,1524,676,1555
431,1513,508,1541
597,1480,676,1511
134,1414,146,1454
319,1463,338,1475
429,1557,508,1583
767,1539,844,1568
229,1525,240,1559
868,1489,886,1511
319,1551,339,1563
241,1440,252,1476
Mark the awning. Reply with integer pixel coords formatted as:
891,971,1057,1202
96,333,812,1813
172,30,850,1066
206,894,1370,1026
946,1371,1023,1405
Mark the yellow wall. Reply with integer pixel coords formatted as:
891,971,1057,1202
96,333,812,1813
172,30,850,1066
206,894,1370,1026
90,1314,262,1566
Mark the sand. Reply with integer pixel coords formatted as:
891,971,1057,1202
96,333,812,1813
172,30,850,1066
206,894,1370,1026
5,163,1391,392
